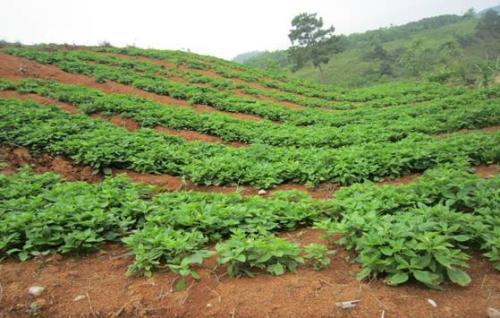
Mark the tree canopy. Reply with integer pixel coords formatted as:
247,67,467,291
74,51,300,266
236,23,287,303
476,9,500,39
288,13,342,72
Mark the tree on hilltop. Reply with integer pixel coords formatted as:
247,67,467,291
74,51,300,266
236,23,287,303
288,13,343,73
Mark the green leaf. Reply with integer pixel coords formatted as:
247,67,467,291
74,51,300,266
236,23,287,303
380,247,393,256
433,253,451,268
446,267,471,286
494,262,500,271
267,263,285,276
191,270,201,280
452,235,470,242
412,270,441,289
175,278,187,292
386,272,409,285
182,250,213,265
19,252,29,261
356,267,372,281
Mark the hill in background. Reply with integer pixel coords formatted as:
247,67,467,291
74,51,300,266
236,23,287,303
232,50,263,63
236,8,500,87
479,4,500,14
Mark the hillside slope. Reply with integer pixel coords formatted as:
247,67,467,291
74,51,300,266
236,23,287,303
0,44,499,317
241,13,500,87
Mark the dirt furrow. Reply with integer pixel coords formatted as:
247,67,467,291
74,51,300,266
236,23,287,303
0,90,80,113
100,52,330,110
0,228,498,318
0,52,263,122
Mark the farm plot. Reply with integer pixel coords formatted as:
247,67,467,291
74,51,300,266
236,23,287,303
0,44,499,318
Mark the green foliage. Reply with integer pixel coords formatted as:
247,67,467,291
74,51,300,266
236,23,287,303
0,168,330,273
216,231,304,277
2,79,498,150
244,13,500,87
1,97,498,188
0,163,498,289
0,43,498,291
317,164,500,288
476,9,500,39
303,243,335,271
168,250,214,291
123,226,208,277
288,13,343,72
0,171,154,260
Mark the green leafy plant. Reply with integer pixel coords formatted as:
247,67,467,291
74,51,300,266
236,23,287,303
216,231,304,277
303,243,335,271
167,250,214,291
123,226,207,277
317,165,499,288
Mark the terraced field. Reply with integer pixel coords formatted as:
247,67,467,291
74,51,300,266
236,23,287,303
0,45,499,317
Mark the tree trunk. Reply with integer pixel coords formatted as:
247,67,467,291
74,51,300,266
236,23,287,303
317,64,325,82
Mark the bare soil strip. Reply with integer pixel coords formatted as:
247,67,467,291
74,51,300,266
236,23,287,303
102,52,329,110
0,90,80,114
0,53,263,122
0,228,498,318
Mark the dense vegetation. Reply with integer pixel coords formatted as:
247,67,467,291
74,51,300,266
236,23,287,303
1,97,498,188
1,164,498,289
241,11,500,87
0,43,498,290
317,162,499,288
1,79,498,149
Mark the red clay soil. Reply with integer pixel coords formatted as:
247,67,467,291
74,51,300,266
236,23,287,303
0,53,263,122
479,125,500,132
437,125,500,138
101,52,329,111
0,229,498,318
475,164,500,178
0,146,101,183
0,90,79,114
155,126,247,148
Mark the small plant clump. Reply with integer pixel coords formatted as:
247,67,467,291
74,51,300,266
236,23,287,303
215,231,304,277
303,243,336,271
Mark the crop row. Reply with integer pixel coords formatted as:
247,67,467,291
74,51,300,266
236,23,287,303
79,50,341,109
2,79,498,149
0,168,332,280
5,47,357,126
1,97,498,188
317,161,499,288
1,163,498,287
47,47,472,108
91,46,341,101
5,47,500,129
94,46,468,104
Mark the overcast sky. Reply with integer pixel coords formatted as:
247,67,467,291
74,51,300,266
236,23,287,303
1,0,498,59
